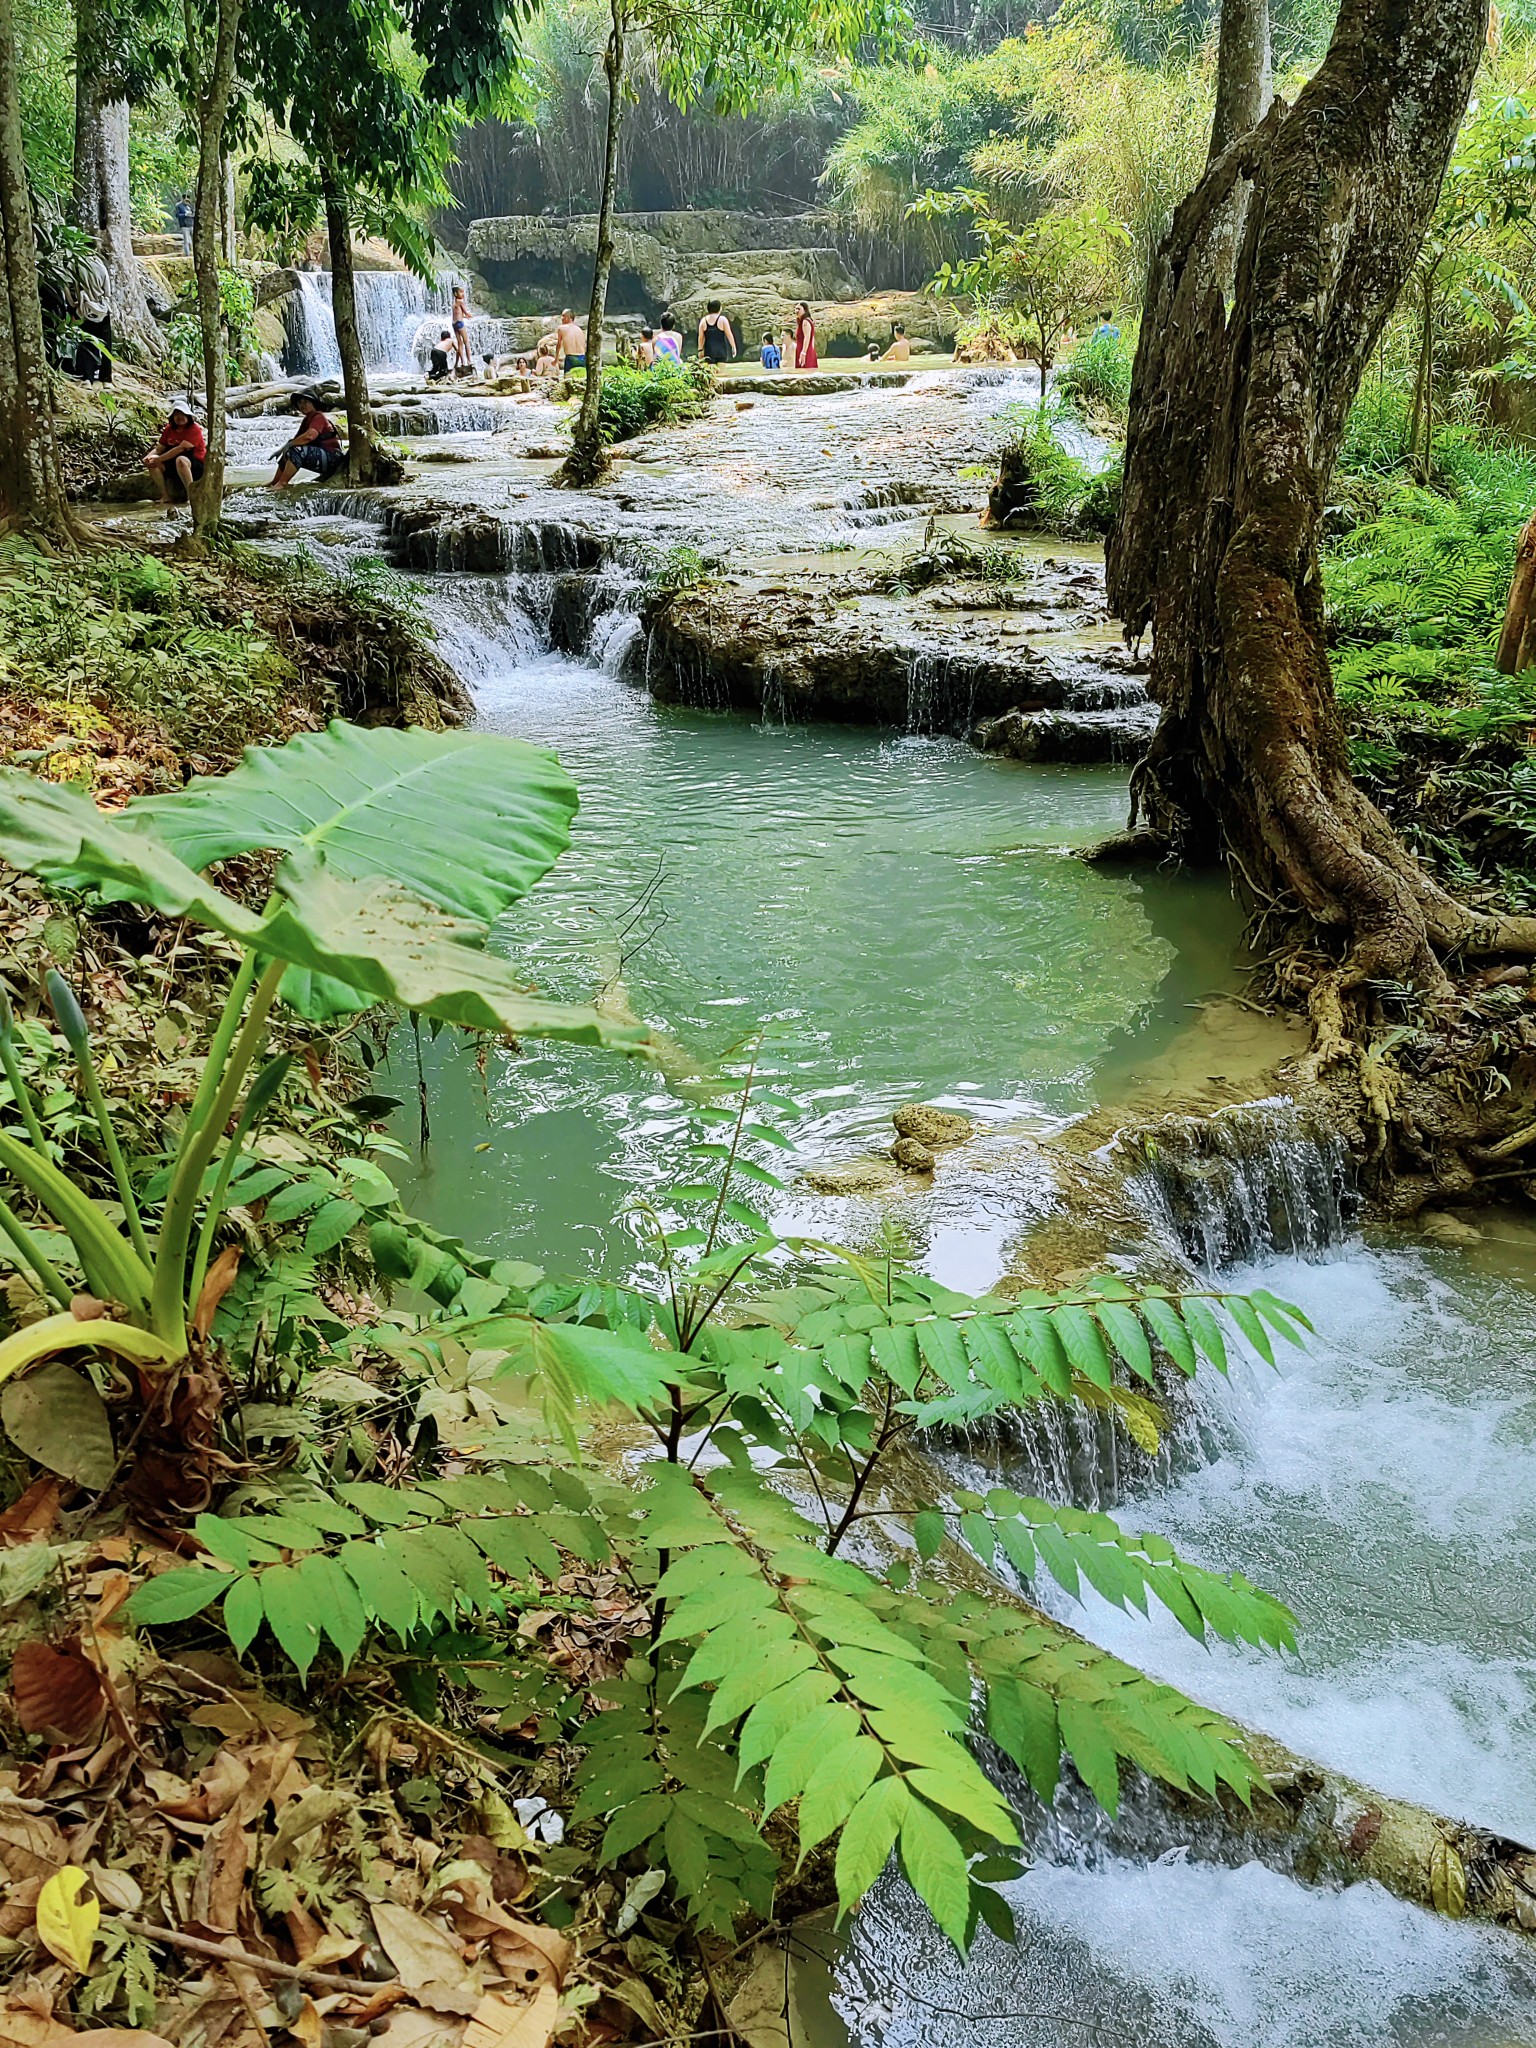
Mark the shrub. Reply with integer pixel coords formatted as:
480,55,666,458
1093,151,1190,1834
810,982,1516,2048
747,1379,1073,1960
597,357,715,444
1056,327,1134,426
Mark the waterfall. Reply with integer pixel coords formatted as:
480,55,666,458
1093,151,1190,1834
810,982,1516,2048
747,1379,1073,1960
282,270,465,378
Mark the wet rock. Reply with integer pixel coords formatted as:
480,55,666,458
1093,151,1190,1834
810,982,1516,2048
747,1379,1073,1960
973,702,1157,764
801,1155,904,1195
1418,1209,1483,1247
890,1135,936,1172
893,1104,974,1148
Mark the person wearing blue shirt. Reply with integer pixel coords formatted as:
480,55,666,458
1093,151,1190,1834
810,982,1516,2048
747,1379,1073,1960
1093,309,1121,343
760,332,782,369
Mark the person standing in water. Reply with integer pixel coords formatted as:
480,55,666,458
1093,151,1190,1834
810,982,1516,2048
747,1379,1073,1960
555,308,587,371
697,300,736,364
652,315,683,363
882,321,911,362
450,284,473,372
794,301,818,369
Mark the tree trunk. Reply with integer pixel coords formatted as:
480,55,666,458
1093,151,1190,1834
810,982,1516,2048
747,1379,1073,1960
71,0,159,358
321,160,381,485
1206,0,1272,293
219,144,237,263
1409,266,1436,476
0,0,76,541
1106,0,1536,1012
559,0,624,491
1496,512,1536,674
186,0,243,540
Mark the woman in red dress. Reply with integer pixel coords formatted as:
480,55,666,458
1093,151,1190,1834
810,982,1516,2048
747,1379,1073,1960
794,301,818,370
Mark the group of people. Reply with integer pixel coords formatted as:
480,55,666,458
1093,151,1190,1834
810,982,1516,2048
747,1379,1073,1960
141,392,345,505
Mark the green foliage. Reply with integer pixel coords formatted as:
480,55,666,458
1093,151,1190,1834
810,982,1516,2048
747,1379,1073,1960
1055,325,1133,427
1326,434,1536,728
596,357,715,444
0,542,293,759
992,397,1118,535
106,1047,1306,1956
167,269,260,381
0,720,644,1392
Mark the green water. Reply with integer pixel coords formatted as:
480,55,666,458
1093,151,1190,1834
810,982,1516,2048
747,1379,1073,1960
388,609,1241,1275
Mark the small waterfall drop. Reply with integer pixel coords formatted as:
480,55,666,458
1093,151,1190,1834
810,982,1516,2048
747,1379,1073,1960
282,270,480,378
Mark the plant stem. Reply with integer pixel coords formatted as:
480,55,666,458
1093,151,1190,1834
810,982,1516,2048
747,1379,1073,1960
150,954,284,1348
0,1126,152,1310
0,1191,69,1306
0,1032,49,1153
74,1043,152,1267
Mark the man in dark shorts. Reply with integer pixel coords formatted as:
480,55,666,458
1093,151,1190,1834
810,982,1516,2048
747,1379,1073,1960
269,393,347,487
143,406,206,502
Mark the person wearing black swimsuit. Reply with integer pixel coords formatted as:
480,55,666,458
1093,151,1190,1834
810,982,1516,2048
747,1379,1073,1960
697,300,737,364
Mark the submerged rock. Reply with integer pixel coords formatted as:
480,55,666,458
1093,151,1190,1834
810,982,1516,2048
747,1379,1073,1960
1418,1209,1483,1247
800,1155,904,1195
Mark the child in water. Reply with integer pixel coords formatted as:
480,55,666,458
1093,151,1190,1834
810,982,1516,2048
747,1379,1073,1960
760,331,781,370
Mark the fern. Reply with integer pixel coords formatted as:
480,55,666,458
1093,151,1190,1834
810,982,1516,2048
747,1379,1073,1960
121,1066,1310,1956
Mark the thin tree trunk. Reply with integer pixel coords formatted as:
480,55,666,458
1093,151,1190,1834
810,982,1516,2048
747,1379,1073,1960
1497,513,1536,674
1107,0,1536,1019
1206,0,1272,293
560,0,624,491
186,0,243,540
1410,268,1436,476
321,159,380,485
219,145,237,263
0,0,76,540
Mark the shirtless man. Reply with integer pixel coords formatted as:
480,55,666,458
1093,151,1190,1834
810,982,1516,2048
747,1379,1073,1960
555,309,587,371
883,322,912,362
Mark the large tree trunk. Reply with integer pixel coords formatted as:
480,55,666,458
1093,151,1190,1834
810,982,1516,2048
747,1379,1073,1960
559,0,624,491
0,0,75,541
1205,0,1272,291
1106,0,1536,1016
320,162,381,486
185,0,243,540
71,0,159,357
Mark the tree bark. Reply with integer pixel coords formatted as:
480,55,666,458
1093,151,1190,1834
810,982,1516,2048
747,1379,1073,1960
1106,0,1536,1010
0,0,76,541
321,158,381,485
1205,0,1272,292
1497,513,1536,674
559,0,624,491
185,0,243,540
71,0,159,357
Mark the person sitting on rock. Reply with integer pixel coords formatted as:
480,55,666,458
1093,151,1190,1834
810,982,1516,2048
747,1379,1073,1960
652,315,683,363
636,326,656,368
883,322,912,362
143,405,205,503
698,300,736,364
269,393,346,487
759,330,781,370
428,329,452,380
555,308,587,372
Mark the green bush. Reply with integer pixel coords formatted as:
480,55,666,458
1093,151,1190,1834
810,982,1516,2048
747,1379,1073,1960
597,357,714,444
1056,328,1134,426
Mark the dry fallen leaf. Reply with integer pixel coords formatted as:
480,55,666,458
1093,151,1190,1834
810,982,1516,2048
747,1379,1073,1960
11,1640,108,1745
462,1984,559,2048
284,1997,324,2048
0,1802,70,1883
371,1900,477,2000
0,1476,62,1545
35,1865,99,1973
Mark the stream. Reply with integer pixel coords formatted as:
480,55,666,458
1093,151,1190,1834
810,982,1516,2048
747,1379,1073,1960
208,349,1536,2040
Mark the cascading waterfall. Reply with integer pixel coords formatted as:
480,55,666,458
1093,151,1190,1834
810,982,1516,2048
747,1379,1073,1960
281,270,514,379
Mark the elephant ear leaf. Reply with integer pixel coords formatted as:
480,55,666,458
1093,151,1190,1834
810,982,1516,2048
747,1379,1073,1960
256,850,645,1048
117,721,579,925
0,771,264,939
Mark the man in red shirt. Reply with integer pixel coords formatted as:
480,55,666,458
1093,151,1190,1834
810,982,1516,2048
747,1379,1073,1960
143,407,206,503
269,393,347,487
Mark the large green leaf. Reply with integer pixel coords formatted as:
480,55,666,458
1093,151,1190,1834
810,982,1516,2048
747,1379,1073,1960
0,772,263,938
255,851,644,1046
118,722,579,924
